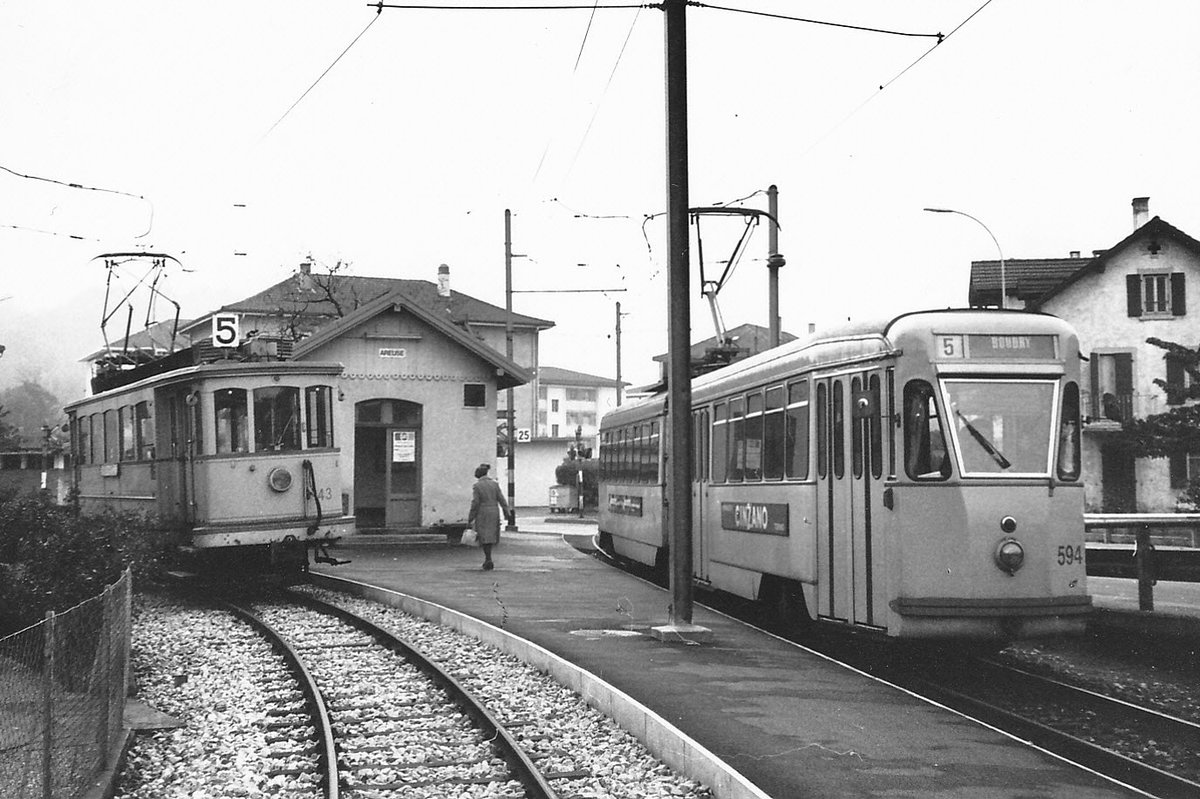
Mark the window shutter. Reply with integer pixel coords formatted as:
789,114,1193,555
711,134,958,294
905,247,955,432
1170,451,1188,489
1089,356,1100,419
1126,274,1142,317
1166,356,1185,405
1172,272,1187,316
1115,353,1133,394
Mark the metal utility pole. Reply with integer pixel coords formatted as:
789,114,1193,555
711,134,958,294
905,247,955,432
615,301,624,406
504,209,518,532
662,0,697,631
766,185,785,348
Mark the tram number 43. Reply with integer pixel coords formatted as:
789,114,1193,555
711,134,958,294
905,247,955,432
310,486,335,501
1057,544,1084,566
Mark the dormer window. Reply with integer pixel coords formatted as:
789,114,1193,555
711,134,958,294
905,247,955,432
1127,272,1186,318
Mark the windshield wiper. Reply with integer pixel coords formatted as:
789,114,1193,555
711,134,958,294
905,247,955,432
955,410,1011,469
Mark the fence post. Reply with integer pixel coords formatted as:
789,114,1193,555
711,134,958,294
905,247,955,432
98,590,112,768
1134,523,1156,612
41,610,55,799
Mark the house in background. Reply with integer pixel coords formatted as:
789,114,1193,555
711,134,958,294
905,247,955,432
968,197,1200,512
499,365,624,507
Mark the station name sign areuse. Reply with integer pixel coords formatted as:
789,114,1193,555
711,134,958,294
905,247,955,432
720,502,789,536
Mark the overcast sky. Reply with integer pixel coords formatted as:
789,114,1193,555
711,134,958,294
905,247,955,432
2,0,1199,400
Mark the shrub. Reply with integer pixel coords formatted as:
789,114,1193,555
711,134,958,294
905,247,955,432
554,458,598,508
0,494,173,633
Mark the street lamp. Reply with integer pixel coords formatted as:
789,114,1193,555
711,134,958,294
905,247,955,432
924,207,1007,309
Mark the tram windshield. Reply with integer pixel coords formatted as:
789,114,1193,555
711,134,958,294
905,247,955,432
941,379,1056,476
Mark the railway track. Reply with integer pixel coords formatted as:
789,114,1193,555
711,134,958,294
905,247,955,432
906,655,1200,799
584,540,1200,797
225,592,561,799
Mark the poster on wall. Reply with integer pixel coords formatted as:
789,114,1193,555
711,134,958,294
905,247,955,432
392,431,416,462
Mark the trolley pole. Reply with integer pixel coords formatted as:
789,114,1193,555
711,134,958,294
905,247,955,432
504,209,518,532
653,0,707,641
766,185,785,348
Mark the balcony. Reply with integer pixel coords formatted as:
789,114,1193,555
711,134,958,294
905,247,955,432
1082,390,1133,431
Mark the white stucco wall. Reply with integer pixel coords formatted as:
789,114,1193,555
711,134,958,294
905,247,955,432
298,307,504,526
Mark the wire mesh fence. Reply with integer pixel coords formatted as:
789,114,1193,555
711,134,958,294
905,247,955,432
0,569,131,799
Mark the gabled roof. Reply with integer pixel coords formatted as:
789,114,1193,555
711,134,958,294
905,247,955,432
537,365,625,388
291,286,532,389
180,273,554,337
1031,217,1200,310
968,217,1200,309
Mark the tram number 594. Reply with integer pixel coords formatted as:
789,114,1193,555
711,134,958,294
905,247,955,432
1057,544,1083,566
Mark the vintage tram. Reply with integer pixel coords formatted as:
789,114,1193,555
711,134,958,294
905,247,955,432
66,344,355,571
599,309,1091,640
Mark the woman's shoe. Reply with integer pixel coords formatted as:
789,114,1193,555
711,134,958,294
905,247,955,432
482,561,494,570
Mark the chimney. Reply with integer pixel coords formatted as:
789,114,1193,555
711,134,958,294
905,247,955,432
437,264,451,298
1132,197,1150,230
297,259,314,291
1069,251,1081,258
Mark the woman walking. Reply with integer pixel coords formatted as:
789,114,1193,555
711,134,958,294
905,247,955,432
467,463,509,570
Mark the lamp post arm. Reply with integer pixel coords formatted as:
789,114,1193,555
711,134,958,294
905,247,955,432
924,207,1007,309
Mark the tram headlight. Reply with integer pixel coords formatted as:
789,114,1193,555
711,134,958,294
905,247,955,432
994,537,1024,576
268,466,294,493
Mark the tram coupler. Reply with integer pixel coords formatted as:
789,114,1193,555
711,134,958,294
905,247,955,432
313,543,351,566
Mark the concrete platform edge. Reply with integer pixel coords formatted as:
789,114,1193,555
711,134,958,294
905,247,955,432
310,572,771,799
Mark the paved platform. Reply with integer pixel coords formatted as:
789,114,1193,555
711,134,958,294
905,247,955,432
314,518,1149,798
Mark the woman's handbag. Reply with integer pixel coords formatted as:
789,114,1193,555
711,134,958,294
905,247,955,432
461,528,478,546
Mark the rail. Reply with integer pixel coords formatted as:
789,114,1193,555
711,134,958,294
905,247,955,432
1084,513,1200,611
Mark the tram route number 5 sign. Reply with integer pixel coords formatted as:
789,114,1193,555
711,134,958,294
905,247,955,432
212,313,240,348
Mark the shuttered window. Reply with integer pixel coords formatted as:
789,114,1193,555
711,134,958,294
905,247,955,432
1128,272,1187,317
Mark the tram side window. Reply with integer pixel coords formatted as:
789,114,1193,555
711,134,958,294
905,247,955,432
255,386,301,451
904,380,950,481
851,378,864,479
136,401,154,460
728,397,745,481
89,414,100,464
647,421,660,483
215,388,249,454
76,417,88,465
785,381,810,479
744,392,764,481
762,387,785,480
712,402,728,483
104,409,119,463
832,382,845,479
1058,382,1082,481
305,386,334,448
119,406,136,461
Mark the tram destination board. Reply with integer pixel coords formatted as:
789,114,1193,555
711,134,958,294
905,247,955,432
936,333,1058,360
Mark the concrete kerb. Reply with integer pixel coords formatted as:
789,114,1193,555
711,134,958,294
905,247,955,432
310,572,771,799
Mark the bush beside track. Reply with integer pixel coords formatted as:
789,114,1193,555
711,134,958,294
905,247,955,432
0,488,174,634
